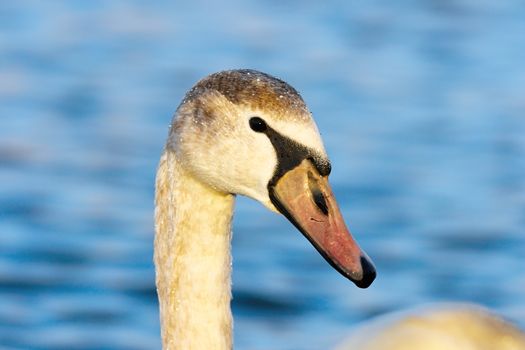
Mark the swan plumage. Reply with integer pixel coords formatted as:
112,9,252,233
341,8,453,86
336,303,525,350
154,69,524,350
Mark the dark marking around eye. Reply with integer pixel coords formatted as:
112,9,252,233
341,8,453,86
249,117,267,132
322,162,331,176
259,123,331,187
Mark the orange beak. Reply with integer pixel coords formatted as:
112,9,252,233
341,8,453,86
269,159,375,288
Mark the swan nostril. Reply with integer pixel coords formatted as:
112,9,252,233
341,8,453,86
307,171,329,215
312,188,328,215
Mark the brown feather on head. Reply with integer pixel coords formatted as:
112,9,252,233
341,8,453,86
180,69,311,120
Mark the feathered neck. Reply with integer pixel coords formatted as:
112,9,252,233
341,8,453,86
154,149,235,350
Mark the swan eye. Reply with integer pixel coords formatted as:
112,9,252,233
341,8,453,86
249,117,267,132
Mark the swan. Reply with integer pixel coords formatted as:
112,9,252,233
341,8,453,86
335,303,525,350
154,69,525,349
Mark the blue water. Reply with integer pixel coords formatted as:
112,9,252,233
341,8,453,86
1,1,524,349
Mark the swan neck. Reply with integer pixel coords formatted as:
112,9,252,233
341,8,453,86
154,150,234,350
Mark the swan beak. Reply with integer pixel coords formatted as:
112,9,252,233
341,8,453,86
269,159,376,288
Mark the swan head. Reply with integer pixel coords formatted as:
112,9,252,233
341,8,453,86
167,69,375,288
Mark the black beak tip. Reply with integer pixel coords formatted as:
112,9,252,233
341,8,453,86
353,255,376,289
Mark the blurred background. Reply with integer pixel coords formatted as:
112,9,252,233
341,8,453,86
1,1,524,349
